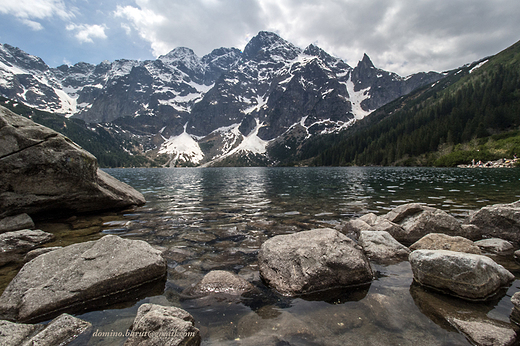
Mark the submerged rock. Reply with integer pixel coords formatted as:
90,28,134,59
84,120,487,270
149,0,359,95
474,238,515,255
0,313,91,346
0,235,166,322
409,250,514,300
0,229,55,266
410,233,481,254
358,230,410,263
124,304,200,346
183,270,255,297
0,106,145,219
0,214,34,233
466,200,520,246
383,203,463,244
450,318,516,346
258,228,373,296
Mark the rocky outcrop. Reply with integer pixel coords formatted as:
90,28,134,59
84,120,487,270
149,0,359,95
0,235,166,322
475,238,515,255
410,233,481,254
511,292,520,326
0,313,91,346
383,203,463,244
183,270,255,297
466,200,520,246
358,230,410,263
409,250,514,300
0,214,34,233
258,228,373,296
23,246,61,263
0,106,145,219
124,304,200,346
0,229,55,266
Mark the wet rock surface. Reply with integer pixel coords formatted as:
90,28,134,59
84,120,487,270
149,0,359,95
183,270,256,298
358,230,410,263
0,235,167,322
124,303,200,346
0,229,55,266
0,313,91,346
409,250,514,300
0,214,34,233
450,318,516,346
258,228,373,296
410,233,481,254
466,200,520,246
0,106,145,219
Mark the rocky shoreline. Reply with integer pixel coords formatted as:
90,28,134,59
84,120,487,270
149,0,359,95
2,105,520,345
1,200,520,345
458,158,518,168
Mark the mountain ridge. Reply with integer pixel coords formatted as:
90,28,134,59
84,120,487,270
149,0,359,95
1,31,443,167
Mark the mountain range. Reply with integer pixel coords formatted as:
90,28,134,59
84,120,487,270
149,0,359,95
0,31,444,166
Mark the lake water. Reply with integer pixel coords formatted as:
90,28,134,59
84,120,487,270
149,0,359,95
5,167,520,345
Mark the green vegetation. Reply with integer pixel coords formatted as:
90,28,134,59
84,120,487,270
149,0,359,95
311,39,520,167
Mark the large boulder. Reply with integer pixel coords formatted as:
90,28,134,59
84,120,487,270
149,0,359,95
0,229,55,266
466,200,520,246
258,228,373,296
382,203,463,244
0,313,91,346
409,250,514,300
0,106,145,219
409,233,481,254
124,304,200,346
0,235,166,322
358,230,410,263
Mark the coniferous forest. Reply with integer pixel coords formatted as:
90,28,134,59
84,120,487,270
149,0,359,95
312,40,520,167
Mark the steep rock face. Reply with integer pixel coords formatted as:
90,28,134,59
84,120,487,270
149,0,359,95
0,106,145,218
0,32,444,166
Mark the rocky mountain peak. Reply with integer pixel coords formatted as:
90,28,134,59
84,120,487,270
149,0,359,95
243,31,301,62
358,53,375,69
0,43,48,72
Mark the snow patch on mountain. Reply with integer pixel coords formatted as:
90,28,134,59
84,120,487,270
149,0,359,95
158,123,204,164
344,76,371,119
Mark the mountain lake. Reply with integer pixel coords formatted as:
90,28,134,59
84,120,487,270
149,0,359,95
2,166,519,345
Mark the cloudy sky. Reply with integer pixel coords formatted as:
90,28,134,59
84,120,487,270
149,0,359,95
1,0,519,76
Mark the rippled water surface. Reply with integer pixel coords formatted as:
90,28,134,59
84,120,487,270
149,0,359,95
7,167,520,345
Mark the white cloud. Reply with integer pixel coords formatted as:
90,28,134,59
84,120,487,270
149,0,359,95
67,23,107,44
0,0,74,29
110,0,520,75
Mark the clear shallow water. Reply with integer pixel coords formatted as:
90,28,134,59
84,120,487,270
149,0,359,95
7,167,520,345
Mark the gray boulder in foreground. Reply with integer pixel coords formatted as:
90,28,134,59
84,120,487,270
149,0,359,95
258,228,373,296
409,250,514,300
0,214,34,233
124,304,200,346
0,106,145,219
466,200,520,246
358,230,410,263
0,229,55,266
0,235,166,323
0,313,91,346
383,203,463,244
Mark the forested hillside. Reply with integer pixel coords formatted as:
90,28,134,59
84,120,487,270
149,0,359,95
312,39,520,167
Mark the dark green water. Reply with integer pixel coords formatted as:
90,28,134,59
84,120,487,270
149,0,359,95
10,167,520,345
